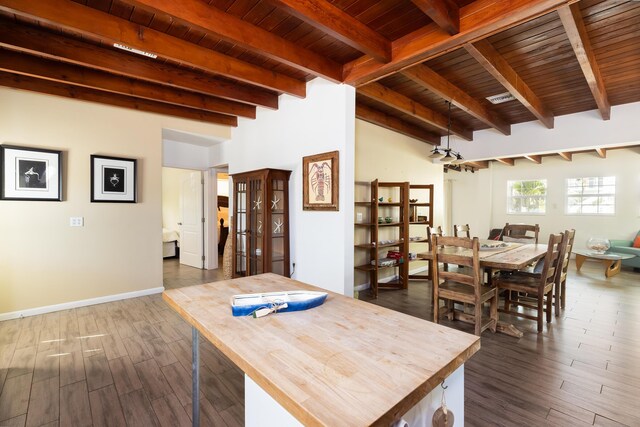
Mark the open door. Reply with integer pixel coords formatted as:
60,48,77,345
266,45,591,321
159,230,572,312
180,171,204,268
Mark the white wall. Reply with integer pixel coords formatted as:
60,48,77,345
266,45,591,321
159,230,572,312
355,119,445,287
162,167,195,231
448,148,640,249
214,78,355,296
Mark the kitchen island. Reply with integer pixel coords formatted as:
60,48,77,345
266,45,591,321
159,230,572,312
163,273,479,426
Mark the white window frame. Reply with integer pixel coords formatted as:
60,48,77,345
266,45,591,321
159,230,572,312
565,176,616,216
506,179,547,215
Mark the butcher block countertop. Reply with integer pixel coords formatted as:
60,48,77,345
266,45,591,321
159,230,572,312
163,273,480,427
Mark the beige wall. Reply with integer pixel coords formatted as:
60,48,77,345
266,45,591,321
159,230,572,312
355,119,445,287
0,87,226,315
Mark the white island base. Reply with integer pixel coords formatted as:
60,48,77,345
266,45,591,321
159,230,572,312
246,365,465,427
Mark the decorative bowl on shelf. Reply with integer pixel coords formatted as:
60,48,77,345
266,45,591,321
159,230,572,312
378,216,384,224
385,216,393,223
586,237,610,254
409,198,418,203
378,197,384,202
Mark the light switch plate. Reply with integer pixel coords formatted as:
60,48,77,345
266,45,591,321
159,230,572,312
70,217,84,227
356,212,363,222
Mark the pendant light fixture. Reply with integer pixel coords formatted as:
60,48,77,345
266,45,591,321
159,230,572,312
438,101,463,165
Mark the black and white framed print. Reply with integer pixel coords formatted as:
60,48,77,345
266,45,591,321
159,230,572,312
1,144,62,201
91,155,137,203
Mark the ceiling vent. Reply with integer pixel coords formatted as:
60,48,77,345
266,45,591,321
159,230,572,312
486,92,516,104
113,43,157,59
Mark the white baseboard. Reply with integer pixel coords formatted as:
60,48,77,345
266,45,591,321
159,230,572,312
0,286,165,321
355,265,429,292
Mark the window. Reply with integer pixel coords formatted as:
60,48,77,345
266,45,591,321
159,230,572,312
566,176,616,215
507,180,547,214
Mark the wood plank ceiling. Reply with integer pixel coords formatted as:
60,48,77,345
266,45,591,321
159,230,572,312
0,0,638,168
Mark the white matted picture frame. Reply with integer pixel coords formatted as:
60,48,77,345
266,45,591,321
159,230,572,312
1,144,62,201
91,154,137,203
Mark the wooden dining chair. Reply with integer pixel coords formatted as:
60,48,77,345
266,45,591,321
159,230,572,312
432,236,498,336
454,224,471,238
494,232,568,332
426,226,446,279
503,223,540,244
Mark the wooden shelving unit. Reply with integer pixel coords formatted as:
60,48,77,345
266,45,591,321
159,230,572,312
354,180,433,298
408,184,434,281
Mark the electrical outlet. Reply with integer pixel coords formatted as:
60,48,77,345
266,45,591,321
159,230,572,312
70,217,84,227
356,212,363,222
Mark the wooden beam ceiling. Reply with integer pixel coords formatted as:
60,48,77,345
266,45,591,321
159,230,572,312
402,65,510,135
524,154,542,164
127,0,342,82
0,49,255,118
410,0,459,35
465,160,489,170
558,152,572,161
359,83,473,141
0,18,278,109
465,40,554,129
0,71,238,126
595,148,606,158
0,0,306,97
356,104,439,145
557,3,610,120
266,0,391,63
495,158,515,166
343,0,575,86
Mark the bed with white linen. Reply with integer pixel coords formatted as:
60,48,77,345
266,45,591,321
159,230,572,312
163,228,180,258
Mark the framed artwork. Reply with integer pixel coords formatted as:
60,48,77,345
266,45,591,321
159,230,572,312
302,150,339,211
1,144,62,201
91,155,137,203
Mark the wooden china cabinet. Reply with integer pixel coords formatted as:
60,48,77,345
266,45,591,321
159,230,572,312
231,168,291,278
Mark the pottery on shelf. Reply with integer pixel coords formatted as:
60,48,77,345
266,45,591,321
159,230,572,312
384,216,393,223
409,198,418,203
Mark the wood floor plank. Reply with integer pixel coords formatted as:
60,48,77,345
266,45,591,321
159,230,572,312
25,376,59,427
151,322,182,344
184,394,228,426
151,393,191,427
546,408,593,426
36,328,60,354
100,333,128,361
220,403,244,427
32,349,60,384
0,343,16,395
0,373,32,422
160,362,192,407
6,347,36,379
59,380,91,427
59,332,82,354
133,321,160,342
122,335,153,364
83,352,113,392
120,389,159,426
134,358,173,401
59,351,85,387
15,329,39,350
108,355,142,396
144,337,178,367
0,413,27,426
88,384,126,427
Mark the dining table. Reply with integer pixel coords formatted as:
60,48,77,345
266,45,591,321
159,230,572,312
418,240,549,338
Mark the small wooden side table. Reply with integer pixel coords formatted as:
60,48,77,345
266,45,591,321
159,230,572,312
573,249,635,278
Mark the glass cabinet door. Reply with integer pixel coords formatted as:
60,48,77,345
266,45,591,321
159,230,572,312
234,181,247,277
270,178,286,275
248,177,264,275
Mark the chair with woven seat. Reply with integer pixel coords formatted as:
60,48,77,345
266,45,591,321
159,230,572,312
432,235,498,336
503,223,540,244
454,224,471,238
494,232,568,332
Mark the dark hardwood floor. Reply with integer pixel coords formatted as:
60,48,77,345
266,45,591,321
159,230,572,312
1,259,638,426
360,261,640,426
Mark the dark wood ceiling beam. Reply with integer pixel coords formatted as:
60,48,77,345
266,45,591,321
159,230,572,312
0,49,256,118
266,0,390,62
0,0,305,97
127,0,341,82
358,83,473,141
465,40,554,129
465,160,489,169
356,104,439,145
0,19,278,109
495,158,515,166
557,3,610,120
558,152,572,161
595,148,606,158
402,65,510,135
410,0,459,35
524,154,542,164
343,0,574,85
0,71,237,126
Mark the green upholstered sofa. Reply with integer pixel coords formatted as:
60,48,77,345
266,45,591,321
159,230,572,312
608,231,640,269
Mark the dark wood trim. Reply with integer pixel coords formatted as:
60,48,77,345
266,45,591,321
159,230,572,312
356,104,439,145
495,158,515,166
402,65,510,135
465,160,489,169
128,0,342,82
0,0,306,97
0,18,278,109
0,71,238,126
358,83,473,141
557,3,610,120
0,49,256,118
411,0,459,35
266,0,391,62
465,40,554,129
524,155,542,164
